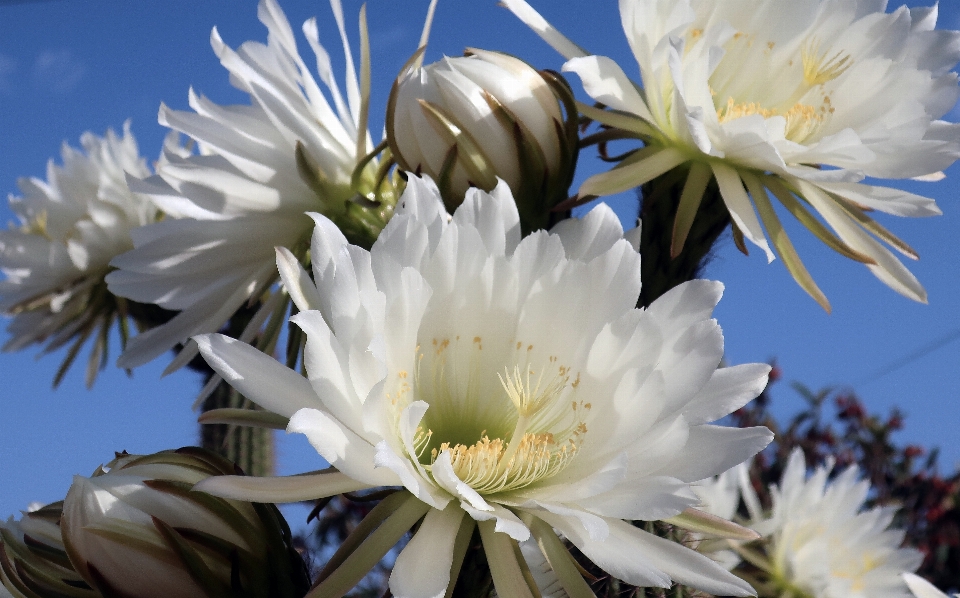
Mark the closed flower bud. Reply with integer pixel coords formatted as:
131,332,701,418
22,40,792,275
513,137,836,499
387,48,578,231
0,502,97,598
60,448,310,598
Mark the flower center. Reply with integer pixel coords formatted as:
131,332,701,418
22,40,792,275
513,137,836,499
704,28,851,144
406,336,588,495
716,97,833,144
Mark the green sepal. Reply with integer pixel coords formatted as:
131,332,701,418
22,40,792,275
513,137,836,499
538,69,581,211
309,492,430,598
140,480,262,553
664,508,760,542
197,409,290,430
764,175,875,264
314,490,407,585
743,172,830,312
671,161,712,259
151,517,233,598
578,146,686,198
443,516,478,598
249,500,311,598
511,537,543,598
417,98,499,192
354,4,372,168
477,519,535,598
575,101,657,138
385,47,427,173
831,193,918,259
528,517,596,598
730,220,749,256
22,534,73,571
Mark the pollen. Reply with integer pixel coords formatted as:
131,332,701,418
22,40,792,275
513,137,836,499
426,428,585,494
717,97,828,143
801,38,852,86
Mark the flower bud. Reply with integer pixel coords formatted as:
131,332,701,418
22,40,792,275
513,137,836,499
387,48,578,231
60,448,310,598
0,502,97,598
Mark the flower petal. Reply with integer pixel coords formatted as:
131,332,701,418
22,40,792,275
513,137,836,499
288,408,399,487
194,333,320,417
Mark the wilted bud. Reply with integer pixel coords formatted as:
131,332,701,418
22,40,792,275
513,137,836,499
0,502,97,598
387,48,578,231
61,448,310,598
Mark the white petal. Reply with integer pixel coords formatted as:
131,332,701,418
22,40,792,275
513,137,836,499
452,180,521,257
684,363,772,425
665,424,773,483
611,519,756,596
460,502,530,542
288,408,398,487
562,55,654,123
711,162,775,263
499,0,587,60
535,510,670,588
374,441,450,511
276,246,323,312
578,475,699,521
432,451,494,513
194,334,319,418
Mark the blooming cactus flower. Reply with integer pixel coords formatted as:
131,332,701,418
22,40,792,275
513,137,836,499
0,502,98,598
505,0,960,309
194,175,773,597
0,122,161,387
106,0,397,371
743,448,923,598
60,448,310,598
387,50,578,231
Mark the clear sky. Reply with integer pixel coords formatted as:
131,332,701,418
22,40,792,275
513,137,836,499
1,0,959,519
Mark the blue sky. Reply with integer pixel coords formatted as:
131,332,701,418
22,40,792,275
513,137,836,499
1,0,959,518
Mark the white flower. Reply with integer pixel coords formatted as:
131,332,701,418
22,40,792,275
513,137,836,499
106,0,396,371
0,122,159,386
388,49,578,228
194,175,773,597
745,448,923,598
505,0,960,308
61,449,310,598
903,573,958,598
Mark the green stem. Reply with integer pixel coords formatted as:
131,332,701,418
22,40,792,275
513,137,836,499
636,166,730,308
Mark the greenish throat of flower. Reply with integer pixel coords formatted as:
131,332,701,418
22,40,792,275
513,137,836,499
405,335,590,495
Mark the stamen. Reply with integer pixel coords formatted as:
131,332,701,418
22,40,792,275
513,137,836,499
801,38,851,87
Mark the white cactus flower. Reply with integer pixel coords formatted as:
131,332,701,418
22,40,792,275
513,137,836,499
193,175,773,598
106,0,396,372
744,448,923,598
505,0,960,309
0,122,160,386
